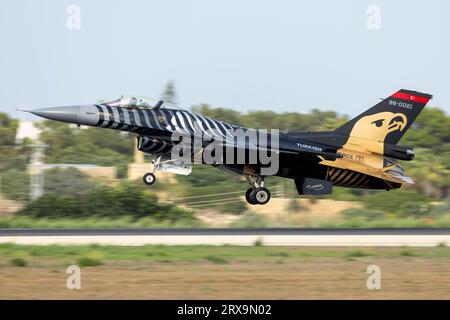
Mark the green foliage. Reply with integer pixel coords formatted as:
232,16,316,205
399,247,417,257
429,202,450,217
254,238,264,246
178,165,234,188
226,201,248,215
324,188,361,201
0,215,202,228
78,256,103,267
0,152,29,172
338,190,434,220
403,149,450,192
0,169,29,201
43,168,98,195
204,255,228,264
399,201,431,218
36,121,133,169
9,257,27,267
402,108,450,150
192,105,349,132
161,80,178,105
341,208,386,221
176,165,248,214
0,113,31,175
4,244,450,265
314,217,440,228
0,112,18,146
18,182,197,222
358,190,431,216
344,250,372,258
191,104,245,126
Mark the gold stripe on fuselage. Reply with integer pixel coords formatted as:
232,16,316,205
344,172,361,186
333,170,349,184
339,171,355,185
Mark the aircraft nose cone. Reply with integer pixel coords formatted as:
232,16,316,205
30,106,80,123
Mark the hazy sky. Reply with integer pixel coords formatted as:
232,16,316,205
1,0,449,121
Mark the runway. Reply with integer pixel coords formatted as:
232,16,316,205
1,228,450,246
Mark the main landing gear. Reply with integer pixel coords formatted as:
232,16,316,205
143,156,161,186
245,175,271,205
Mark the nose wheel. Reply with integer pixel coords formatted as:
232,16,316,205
143,172,156,185
244,175,271,205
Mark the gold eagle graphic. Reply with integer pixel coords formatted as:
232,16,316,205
347,112,408,143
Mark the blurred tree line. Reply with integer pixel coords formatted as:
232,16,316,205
192,104,349,132
18,181,196,223
36,121,134,178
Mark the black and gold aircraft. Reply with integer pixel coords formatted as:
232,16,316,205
25,89,431,205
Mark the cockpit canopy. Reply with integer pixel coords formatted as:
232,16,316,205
98,95,180,110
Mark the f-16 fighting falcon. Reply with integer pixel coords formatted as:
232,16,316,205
23,89,432,205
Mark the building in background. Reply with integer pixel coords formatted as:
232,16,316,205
15,120,41,144
12,121,117,201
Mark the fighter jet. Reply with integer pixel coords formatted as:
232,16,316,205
24,89,432,205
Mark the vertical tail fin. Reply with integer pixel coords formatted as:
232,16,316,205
335,89,432,144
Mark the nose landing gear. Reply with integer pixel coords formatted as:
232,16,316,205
245,175,271,205
142,156,161,186
143,172,156,185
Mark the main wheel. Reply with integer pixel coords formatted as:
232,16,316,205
245,188,258,205
253,187,271,205
143,172,156,185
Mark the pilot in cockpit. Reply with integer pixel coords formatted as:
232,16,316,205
127,97,138,109
137,99,151,108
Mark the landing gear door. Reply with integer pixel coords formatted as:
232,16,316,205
158,163,192,176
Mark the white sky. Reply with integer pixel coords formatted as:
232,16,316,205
1,0,449,120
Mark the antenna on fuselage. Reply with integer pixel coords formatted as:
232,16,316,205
154,100,164,109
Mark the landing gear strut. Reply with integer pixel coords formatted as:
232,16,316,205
245,175,271,205
142,156,161,186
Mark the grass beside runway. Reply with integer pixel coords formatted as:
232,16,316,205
0,216,203,229
1,244,450,299
3,215,450,229
1,243,450,267
2,244,450,299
